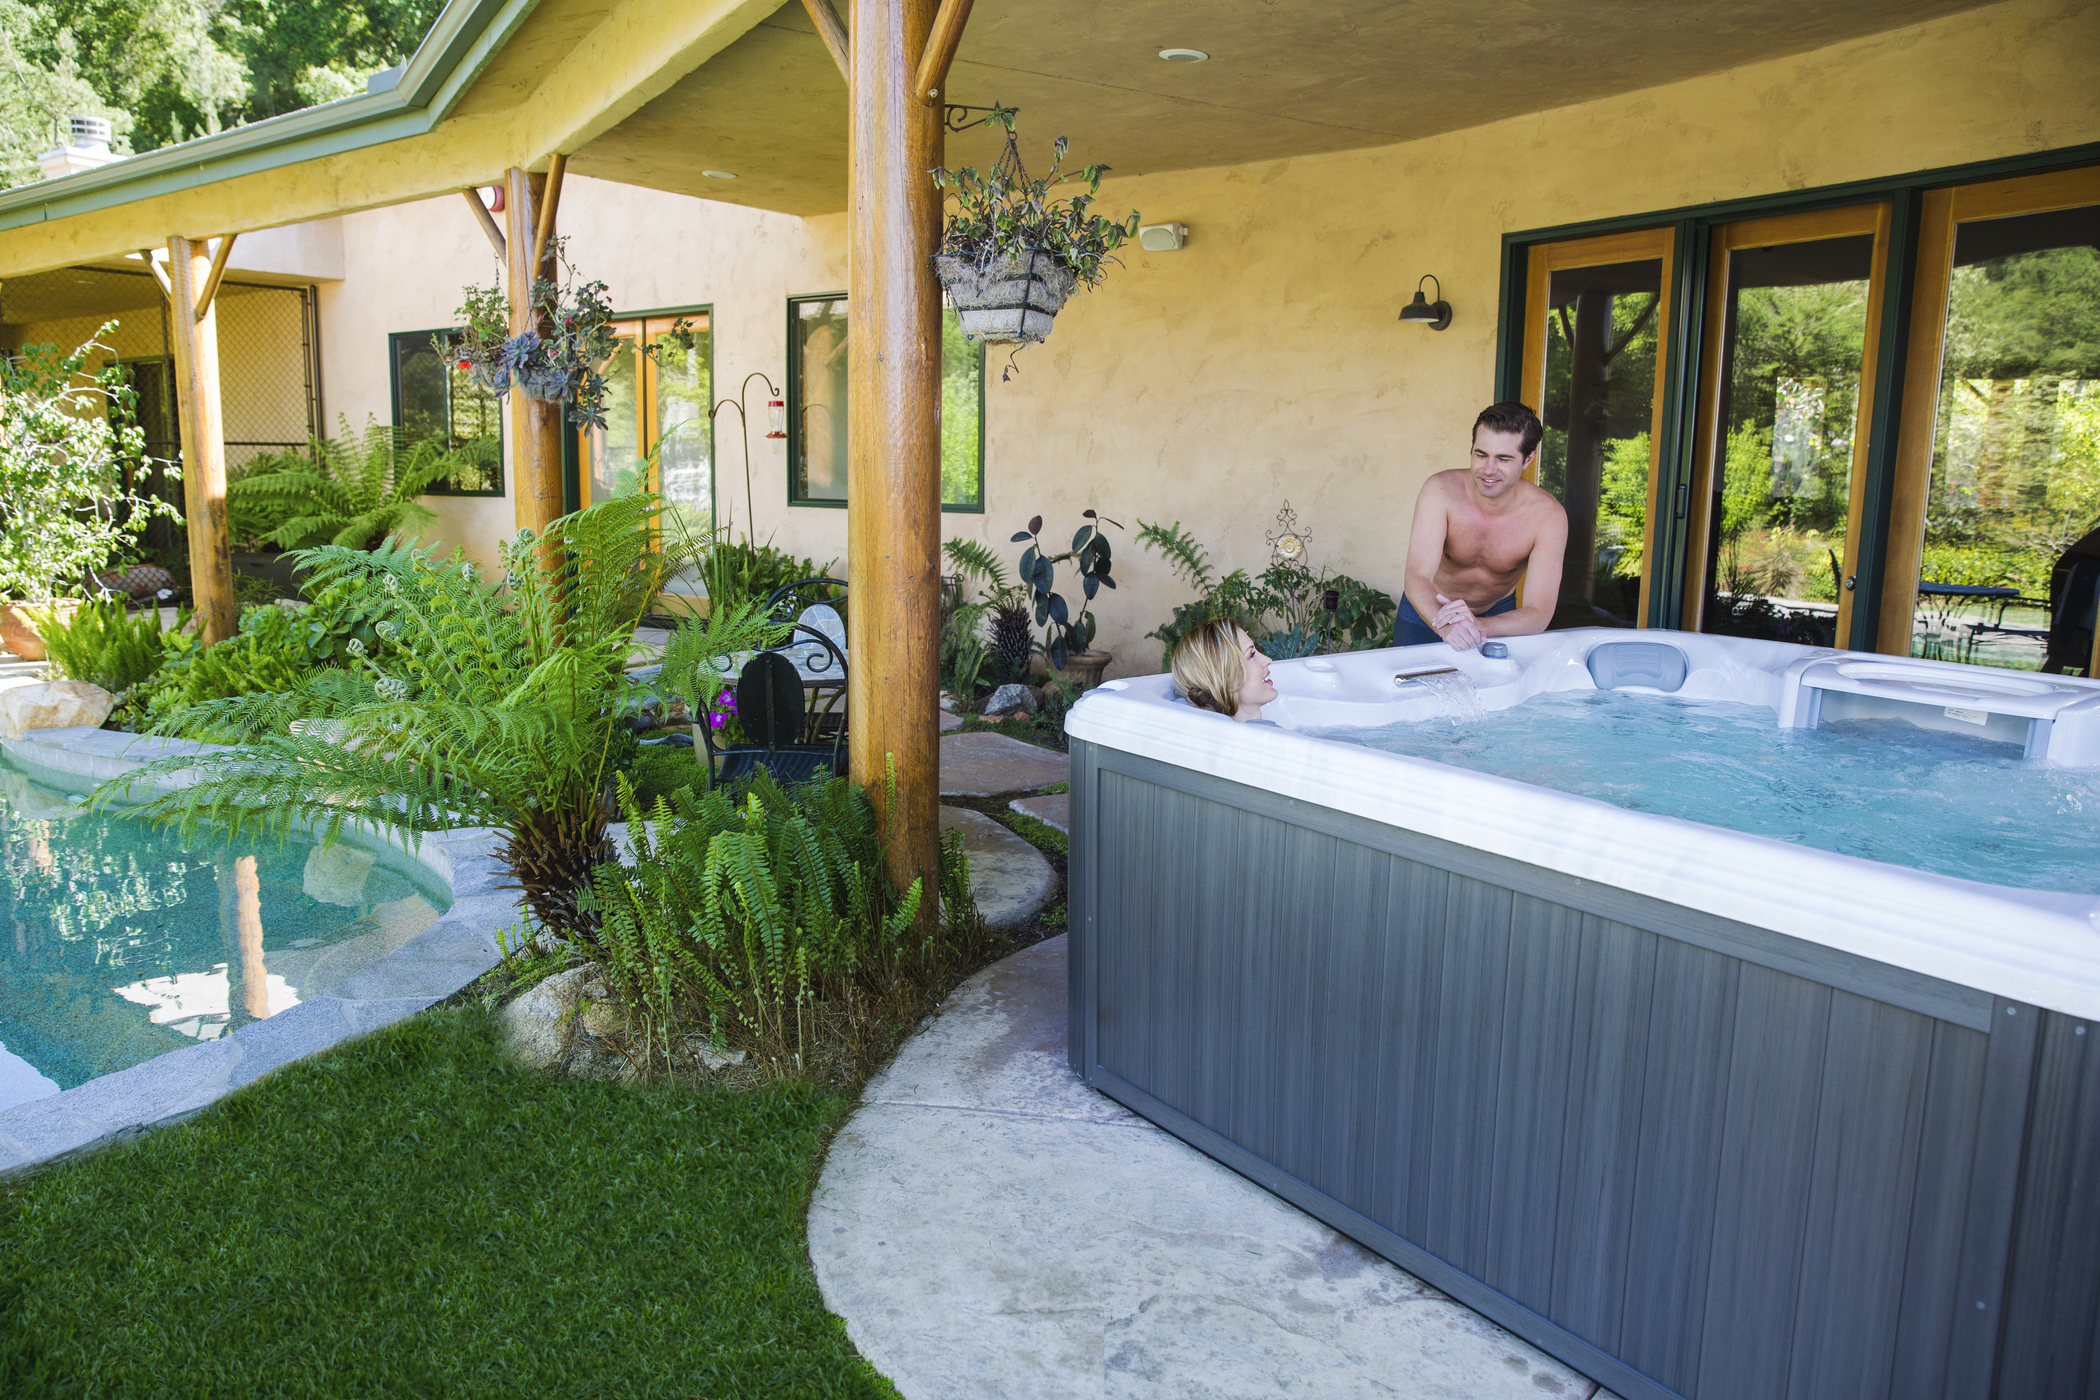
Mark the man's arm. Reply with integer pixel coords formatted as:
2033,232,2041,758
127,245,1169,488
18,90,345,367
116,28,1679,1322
1480,500,1568,637
1402,478,1454,628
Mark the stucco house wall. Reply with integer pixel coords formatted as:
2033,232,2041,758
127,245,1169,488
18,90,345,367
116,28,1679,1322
316,0,2096,675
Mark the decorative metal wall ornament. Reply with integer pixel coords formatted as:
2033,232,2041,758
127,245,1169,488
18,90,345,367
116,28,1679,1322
1267,501,1311,567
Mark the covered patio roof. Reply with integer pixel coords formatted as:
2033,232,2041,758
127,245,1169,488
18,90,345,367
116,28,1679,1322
0,0,1996,277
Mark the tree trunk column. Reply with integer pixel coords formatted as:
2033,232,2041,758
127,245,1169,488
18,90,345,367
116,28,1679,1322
506,167,565,535
166,235,237,647
846,0,943,896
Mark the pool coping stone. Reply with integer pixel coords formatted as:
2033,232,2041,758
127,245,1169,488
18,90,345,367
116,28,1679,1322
0,725,517,1182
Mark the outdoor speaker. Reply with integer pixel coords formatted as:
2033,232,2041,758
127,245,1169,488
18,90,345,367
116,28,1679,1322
1138,222,1188,252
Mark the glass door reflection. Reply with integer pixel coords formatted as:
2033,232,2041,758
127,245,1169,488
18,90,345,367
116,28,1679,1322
1521,228,1674,629
1684,205,1891,645
1887,168,2100,673
578,312,714,537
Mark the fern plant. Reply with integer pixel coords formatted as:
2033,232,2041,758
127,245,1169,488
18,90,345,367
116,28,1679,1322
101,494,778,939
228,416,470,552
1137,519,1395,666
583,767,974,1071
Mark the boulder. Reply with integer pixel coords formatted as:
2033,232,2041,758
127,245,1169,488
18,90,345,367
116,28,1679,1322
498,965,592,1071
302,843,376,907
984,682,1038,716
0,679,114,740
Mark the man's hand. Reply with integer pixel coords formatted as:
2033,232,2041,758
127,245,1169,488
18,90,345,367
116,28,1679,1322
1433,593,1486,651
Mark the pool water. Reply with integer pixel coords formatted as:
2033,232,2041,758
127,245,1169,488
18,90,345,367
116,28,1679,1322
0,759,449,1109
1315,689,2100,895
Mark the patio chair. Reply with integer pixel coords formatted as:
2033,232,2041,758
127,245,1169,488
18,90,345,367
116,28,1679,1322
699,634,848,787
762,576,849,738
2041,553,2100,674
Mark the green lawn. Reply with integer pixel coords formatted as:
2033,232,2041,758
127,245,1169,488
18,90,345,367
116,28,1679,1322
0,1008,895,1399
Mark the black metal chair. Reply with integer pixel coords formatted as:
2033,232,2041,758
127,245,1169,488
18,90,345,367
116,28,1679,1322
760,576,849,741
2042,553,2100,674
699,629,848,787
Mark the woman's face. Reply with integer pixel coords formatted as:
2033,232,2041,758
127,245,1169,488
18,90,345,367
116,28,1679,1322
1235,629,1277,717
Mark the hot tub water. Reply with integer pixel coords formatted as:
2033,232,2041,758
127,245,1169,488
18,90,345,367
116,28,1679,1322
1312,688,2100,894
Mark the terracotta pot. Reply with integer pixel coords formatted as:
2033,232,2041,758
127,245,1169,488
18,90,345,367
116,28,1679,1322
1051,648,1112,691
0,599,79,662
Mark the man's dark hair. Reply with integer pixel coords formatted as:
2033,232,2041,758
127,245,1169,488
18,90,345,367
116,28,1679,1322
1473,401,1544,457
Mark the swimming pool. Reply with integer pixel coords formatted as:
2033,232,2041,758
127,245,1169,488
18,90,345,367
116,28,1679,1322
1064,629,2100,1400
0,754,448,1110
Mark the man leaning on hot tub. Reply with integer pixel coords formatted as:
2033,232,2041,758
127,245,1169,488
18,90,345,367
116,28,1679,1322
1398,401,1568,650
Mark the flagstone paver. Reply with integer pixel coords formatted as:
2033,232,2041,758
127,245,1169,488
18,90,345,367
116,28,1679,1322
1008,792,1068,835
811,937,1617,1400
937,807,1056,930
939,731,1067,798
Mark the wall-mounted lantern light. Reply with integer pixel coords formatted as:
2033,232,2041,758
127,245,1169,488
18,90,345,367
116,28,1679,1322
1398,275,1452,331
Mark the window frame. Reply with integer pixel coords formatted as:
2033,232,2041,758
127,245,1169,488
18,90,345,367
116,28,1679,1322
785,290,987,512
1494,140,2100,651
388,326,505,498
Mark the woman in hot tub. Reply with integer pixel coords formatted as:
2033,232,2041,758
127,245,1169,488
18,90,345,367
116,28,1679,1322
1171,620,1279,723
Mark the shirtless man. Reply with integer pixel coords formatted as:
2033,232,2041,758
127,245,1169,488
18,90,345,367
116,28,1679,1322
1397,401,1567,650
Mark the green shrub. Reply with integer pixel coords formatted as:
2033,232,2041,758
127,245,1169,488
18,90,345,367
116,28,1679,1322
580,769,975,1072
30,597,177,698
1137,520,1395,666
227,416,471,551
703,535,839,616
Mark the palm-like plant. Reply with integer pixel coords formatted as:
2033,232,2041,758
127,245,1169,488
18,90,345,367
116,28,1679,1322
229,416,486,552
101,494,778,938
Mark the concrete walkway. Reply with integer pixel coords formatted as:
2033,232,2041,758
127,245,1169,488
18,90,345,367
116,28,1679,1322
811,938,1618,1400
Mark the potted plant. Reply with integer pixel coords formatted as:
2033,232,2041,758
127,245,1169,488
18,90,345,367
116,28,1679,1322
931,107,1139,348
0,329,176,660
1012,510,1121,685
447,238,622,428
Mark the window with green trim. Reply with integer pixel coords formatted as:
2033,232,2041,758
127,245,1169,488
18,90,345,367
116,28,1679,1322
787,294,984,510
389,328,504,496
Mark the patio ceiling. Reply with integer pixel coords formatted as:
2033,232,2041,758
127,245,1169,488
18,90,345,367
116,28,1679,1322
572,0,1999,216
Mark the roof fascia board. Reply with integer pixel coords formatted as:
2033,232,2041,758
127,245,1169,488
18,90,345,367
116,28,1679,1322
0,0,534,236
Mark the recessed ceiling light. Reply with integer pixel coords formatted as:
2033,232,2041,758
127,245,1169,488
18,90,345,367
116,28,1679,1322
1158,48,1208,62
703,169,738,179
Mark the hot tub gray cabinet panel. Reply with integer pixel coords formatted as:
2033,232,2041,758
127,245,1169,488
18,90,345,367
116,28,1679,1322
1066,739,2097,1400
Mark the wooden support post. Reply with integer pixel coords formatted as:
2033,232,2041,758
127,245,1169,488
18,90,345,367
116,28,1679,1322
464,189,506,260
802,0,850,78
505,166,564,536
195,233,236,321
165,235,237,647
912,0,973,102
847,0,944,896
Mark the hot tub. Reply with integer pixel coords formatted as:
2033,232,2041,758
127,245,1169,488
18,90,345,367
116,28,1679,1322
1064,629,2100,1400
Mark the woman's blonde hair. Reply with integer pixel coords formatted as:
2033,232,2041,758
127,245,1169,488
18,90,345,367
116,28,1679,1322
1172,619,1246,716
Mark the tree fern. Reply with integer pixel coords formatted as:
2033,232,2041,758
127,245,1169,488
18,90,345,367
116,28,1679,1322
1136,519,1216,593
229,416,468,552
100,493,775,939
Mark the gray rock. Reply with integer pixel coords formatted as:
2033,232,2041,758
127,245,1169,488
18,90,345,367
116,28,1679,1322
0,679,114,740
689,1039,747,1072
984,682,1037,716
499,965,591,1070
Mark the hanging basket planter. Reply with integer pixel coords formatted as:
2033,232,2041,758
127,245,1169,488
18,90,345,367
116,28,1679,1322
934,253,1078,346
463,360,510,396
931,107,1137,358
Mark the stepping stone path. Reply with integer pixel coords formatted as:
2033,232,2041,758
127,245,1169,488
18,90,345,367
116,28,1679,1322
1008,793,1068,835
939,709,963,732
939,731,1067,798
937,808,1056,930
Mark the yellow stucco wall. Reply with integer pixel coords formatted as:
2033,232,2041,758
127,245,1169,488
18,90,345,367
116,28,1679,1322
314,0,2096,673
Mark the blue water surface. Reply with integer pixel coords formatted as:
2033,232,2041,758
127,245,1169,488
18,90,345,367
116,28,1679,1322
1316,689,2100,895
0,757,448,1107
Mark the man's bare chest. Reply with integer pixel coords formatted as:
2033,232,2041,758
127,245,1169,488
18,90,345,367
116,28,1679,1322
1442,510,1539,574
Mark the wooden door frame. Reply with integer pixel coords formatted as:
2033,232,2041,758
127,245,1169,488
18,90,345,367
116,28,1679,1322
572,306,713,510
1882,165,2100,666
1679,202,1892,637
1516,227,1676,626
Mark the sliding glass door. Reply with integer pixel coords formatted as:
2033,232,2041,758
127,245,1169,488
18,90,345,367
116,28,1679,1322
1681,206,1892,645
578,311,713,538
1518,229,1674,629
1884,167,2100,673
